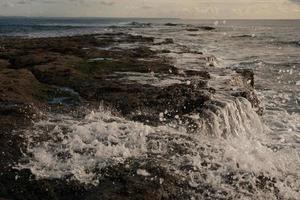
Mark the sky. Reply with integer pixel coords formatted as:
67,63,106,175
0,0,300,19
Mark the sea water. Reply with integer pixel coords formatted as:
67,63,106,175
7,18,299,198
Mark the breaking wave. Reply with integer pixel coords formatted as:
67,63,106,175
19,98,300,198
19,106,151,185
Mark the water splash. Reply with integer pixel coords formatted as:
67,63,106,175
18,100,300,198
199,97,264,137
19,106,152,185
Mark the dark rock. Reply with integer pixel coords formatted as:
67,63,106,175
159,49,171,54
155,38,174,45
94,81,211,124
0,69,45,104
0,59,9,69
187,34,198,37
86,161,188,200
232,34,254,38
155,84,211,116
164,38,174,44
235,68,254,87
129,21,152,28
186,28,199,32
130,46,155,57
164,23,179,27
227,69,262,114
184,70,211,79
32,62,83,87
231,90,263,115
0,69,44,173
0,169,87,200
0,161,190,200
126,34,155,43
199,26,216,31
8,52,57,69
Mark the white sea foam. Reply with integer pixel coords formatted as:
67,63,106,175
19,107,152,185
19,98,300,198
199,97,264,137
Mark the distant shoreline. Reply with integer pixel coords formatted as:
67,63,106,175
0,16,299,20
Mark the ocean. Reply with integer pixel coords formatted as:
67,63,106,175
2,17,299,198
0,17,181,37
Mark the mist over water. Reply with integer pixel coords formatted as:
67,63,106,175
7,18,300,199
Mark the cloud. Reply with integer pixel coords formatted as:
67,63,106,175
1,0,117,7
0,0,300,18
290,0,300,3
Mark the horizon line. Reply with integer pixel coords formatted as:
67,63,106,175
0,16,299,20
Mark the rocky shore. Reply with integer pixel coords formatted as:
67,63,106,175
0,31,276,200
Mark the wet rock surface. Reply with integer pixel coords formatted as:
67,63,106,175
0,30,270,200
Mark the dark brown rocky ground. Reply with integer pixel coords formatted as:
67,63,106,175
0,33,265,200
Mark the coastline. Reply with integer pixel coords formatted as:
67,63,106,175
0,32,285,199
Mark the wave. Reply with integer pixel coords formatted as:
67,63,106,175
17,99,300,198
18,106,151,185
198,97,264,137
